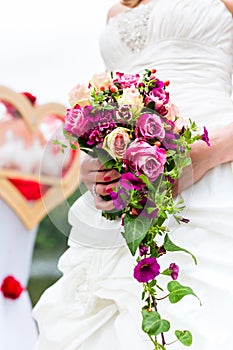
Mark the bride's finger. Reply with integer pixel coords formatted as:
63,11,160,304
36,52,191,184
96,181,119,196
101,168,121,182
94,196,115,211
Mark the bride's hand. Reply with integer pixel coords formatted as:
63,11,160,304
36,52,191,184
80,153,121,210
173,122,233,196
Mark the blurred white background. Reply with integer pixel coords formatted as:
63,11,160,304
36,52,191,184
0,0,116,105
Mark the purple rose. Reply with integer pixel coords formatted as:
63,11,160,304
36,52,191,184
125,140,166,182
64,106,91,137
135,113,165,140
114,72,140,88
134,257,160,283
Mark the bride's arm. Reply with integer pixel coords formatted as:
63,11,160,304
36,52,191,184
173,122,233,196
222,0,233,15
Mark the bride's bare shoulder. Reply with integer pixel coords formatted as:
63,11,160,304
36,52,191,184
221,0,233,15
106,2,126,22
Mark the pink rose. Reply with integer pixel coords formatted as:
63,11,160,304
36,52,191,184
135,113,165,140
68,83,91,107
103,127,131,159
114,72,140,88
64,106,91,137
90,72,112,91
145,88,169,116
125,140,166,182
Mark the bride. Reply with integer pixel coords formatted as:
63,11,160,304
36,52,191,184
33,0,233,349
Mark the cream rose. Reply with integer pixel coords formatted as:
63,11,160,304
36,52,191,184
103,127,131,159
118,87,143,108
68,83,91,107
90,72,112,91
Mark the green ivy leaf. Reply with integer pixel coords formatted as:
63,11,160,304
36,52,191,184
164,234,197,265
175,330,192,346
122,216,151,255
142,309,170,336
167,281,200,304
94,148,114,166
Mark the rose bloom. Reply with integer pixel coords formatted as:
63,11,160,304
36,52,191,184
125,140,166,182
64,106,91,137
114,72,140,88
145,88,169,116
90,72,112,91
134,257,160,283
1,275,24,299
103,127,131,159
68,83,91,107
165,102,184,132
118,87,143,108
135,113,165,140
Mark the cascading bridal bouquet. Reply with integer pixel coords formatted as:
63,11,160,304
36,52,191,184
59,69,210,349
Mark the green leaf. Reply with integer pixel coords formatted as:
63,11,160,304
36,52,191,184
142,309,170,336
95,148,113,165
175,330,192,346
139,174,154,190
122,216,151,255
70,143,77,150
167,281,200,304
164,234,197,265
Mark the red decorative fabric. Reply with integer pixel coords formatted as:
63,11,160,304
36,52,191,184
8,178,49,200
0,275,25,300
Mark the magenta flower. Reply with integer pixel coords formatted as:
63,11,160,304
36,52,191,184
139,244,149,256
135,113,165,140
114,72,140,88
120,172,146,191
134,257,160,283
83,106,103,123
110,188,130,210
87,128,103,146
202,126,210,147
145,87,169,116
169,263,179,280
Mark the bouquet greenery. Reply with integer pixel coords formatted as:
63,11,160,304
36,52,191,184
60,68,209,349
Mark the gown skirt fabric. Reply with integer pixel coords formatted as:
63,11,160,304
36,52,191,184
33,0,233,349
0,199,38,350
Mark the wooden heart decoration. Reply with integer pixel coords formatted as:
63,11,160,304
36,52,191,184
0,85,80,230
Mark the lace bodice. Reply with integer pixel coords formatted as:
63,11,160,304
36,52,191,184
100,0,233,126
100,0,233,71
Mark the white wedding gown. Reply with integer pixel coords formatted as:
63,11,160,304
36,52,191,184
33,0,233,349
0,200,38,350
